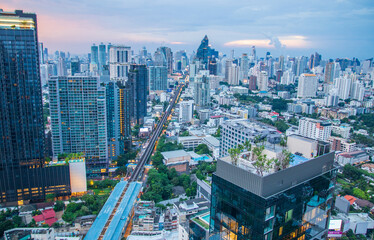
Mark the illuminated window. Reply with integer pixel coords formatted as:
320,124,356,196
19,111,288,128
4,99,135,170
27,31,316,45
285,209,293,222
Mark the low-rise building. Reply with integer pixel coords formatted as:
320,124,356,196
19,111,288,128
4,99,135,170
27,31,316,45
328,136,356,152
336,151,370,165
178,136,202,150
202,136,220,159
161,150,191,172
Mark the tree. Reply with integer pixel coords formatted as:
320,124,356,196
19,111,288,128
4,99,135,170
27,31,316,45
115,166,127,176
62,211,75,223
54,200,65,212
274,150,294,171
195,144,211,155
228,148,240,166
180,131,190,137
252,146,272,176
274,120,289,133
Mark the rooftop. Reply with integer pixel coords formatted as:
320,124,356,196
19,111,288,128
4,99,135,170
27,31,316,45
161,150,189,159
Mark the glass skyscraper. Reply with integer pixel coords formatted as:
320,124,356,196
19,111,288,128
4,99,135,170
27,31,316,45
49,76,108,177
210,152,337,240
0,10,70,204
149,65,168,91
129,64,148,125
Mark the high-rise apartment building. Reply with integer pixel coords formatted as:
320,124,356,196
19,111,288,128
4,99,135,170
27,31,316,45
334,75,352,100
157,46,173,74
149,66,168,91
129,64,148,125
49,76,108,176
228,64,240,85
98,42,106,73
298,118,332,141
240,53,249,80
324,62,334,84
109,45,131,81
193,71,210,108
257,71,269,91
105,81,132,160
0,10,71,204
196,35,218,68
297,73,318,98
90,44,99,73
210,151,336,239
179,100,194,123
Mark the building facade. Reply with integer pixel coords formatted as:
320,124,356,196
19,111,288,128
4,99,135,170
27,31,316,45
109,45,131,81
210,152,337,240
149,65,167,91
49,76,108,176
129,64,148,125
297,73,318,98
0,10,71,204
298,118,332,141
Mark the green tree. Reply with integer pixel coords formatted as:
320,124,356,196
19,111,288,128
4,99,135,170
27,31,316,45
195,144,211,155
274,120,289,133
252,146,272,176
54,200,65,212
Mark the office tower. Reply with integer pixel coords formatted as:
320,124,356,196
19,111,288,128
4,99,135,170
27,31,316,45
297,73,318,98
49,76,108,176
248,75,257,90
279,55,284,72
129,65,148,125
189,61,200,81
70,58,81,76
224,59,233,82
90,44,98,73
196,35,218,68
105,81,132,160
194,71,210,109
98,42,106,73
299,118,332,141
179,100,194,123
228,63,240,85
39,42,44,64
280,70,295,85
257,71,269,91
208,58,218,75
57,57,67,76
109,45,131,81
210,150,336,239
149,66,168,91
314,52,321,67
325,95,339,107
240,53,249,80
0,10,71,204
334,75,352,100
249,45,256,63
324,62,334,84
157,46,173,74
296,56,308,76
153,49,166,67
43,47,48,62
275,70,283,82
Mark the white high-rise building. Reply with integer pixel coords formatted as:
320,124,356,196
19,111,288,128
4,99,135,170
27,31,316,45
179,100,194,123
193,71,210,108
228,63,240,85
109,46,131,81
298,118,332,141
297,73,318,98
350,81,365,101
281,70,295,85
334,75,351,100
257,71,268,91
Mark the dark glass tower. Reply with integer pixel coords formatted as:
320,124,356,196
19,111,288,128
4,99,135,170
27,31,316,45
129,64,148,125
0,10,70,204
196,35,218,68
210,152,337,240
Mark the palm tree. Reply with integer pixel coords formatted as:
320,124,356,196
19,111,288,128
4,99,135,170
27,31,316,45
228,148,240,166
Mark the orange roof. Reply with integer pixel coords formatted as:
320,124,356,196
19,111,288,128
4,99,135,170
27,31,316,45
304,74,316,77
344,195,357,205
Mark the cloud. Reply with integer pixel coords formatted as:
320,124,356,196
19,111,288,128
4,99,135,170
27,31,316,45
224,35,310,49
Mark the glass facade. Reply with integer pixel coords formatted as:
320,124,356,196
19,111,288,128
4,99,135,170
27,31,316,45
210,170,336,240
129,64,148,125
49,76,108,176
0,10,70,204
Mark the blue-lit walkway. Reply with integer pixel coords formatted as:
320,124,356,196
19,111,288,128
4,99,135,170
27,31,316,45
84,181,142,240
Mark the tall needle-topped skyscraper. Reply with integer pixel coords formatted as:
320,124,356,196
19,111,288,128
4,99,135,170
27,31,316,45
0,10,70,205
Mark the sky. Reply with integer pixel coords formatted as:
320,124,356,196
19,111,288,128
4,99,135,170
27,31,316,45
3,0,374,59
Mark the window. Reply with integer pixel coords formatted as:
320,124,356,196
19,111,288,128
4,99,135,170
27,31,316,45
285,209,293,222
265,205,275,220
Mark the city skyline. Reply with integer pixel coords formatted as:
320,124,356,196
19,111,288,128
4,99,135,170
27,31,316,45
2,0,374,59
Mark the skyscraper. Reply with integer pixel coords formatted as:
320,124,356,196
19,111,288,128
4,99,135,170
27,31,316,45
98,42,106,73
179,100,194,123
129,65,148,125
105,81,132,160
157,46,173,74
0,10,70,204
228,63,240,85
297,73,318,98
240,53,249,80
49,76,108,176
257,71,269,91
109,45,131,81
193,71,210,109
324,62,334,84
90,44,99,73
149,66,168,91
196,35,218,68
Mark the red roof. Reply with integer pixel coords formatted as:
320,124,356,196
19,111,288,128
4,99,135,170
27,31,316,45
44,217,57,226
42,209,56,220
210,115,223,119
33,214,44,222
344,195,357,205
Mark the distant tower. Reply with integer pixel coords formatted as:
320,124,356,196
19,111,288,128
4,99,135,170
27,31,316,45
109,46,132,81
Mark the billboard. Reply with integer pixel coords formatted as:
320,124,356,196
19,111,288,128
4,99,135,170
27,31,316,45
328,219,343,238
